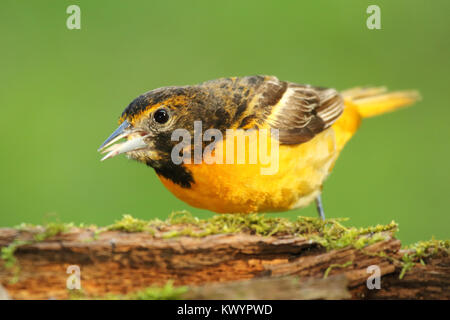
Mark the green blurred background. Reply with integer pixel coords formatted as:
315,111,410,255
0,0,449,244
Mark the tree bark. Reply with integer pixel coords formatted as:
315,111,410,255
0,227,448,300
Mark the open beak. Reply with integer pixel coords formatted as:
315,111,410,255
97,120,149,161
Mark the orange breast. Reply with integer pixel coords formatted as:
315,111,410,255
158,128,339,213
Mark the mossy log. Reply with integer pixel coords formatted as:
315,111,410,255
0,214,448,300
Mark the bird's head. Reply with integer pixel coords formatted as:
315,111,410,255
98,86,208,166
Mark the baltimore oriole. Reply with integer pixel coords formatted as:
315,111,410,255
98,76,419,219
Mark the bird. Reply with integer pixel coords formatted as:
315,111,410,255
98,76,419,219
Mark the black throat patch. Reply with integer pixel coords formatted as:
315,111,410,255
146,160,194,188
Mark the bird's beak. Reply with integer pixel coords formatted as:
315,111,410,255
97,120,149,161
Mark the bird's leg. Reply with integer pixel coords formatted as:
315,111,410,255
315,194,325,220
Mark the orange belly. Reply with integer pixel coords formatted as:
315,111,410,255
159,127,342,213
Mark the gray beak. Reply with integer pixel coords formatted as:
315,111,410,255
97,120,148,161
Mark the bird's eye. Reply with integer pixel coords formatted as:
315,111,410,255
153,108,170,124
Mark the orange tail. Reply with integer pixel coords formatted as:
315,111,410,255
333,87,420,151
341,87,420,118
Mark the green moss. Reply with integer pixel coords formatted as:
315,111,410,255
308,220,398,251
14,221,75,242
205,213,292,236
323,260,353,279
33,222,74,242
70,280,188,300
82,212,399,251
163,211,333,238
399,238,449,279
111,211,398,254
127,281,188,300
106,214,156,234
162,211,291,237
405,238,449,259
167,210,201,225
0,239,31,284
1,241,21,270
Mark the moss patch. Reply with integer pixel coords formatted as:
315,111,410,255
14,221,76,242
127,281,188,300
104,211,398,251
70,280,188,300
106,214,156,234
399,238,449,279
0,239,31,284
33,222,74,242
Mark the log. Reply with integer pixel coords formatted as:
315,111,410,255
0,214,448,300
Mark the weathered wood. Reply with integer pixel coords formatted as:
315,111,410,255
0,227,448,300
185,275,351,300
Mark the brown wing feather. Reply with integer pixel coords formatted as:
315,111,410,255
199,76,344,145
264,81,344,145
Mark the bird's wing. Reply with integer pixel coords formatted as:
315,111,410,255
259,77,344,145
